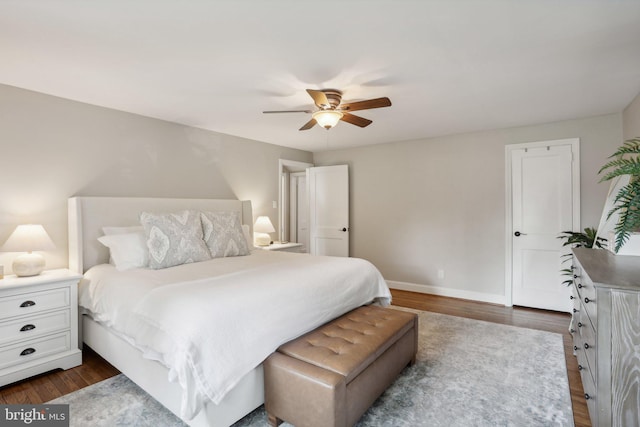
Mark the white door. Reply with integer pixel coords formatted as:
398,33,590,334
308,165,349,257
508,140,579,312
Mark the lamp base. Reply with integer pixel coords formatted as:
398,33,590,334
254,233,271,247
13,253,46,277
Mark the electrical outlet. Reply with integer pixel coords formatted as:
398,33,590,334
272,201,277,209
437,269,445,280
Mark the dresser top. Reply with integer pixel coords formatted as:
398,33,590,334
573,248,640,290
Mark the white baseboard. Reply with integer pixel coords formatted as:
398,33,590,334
386,280,506,306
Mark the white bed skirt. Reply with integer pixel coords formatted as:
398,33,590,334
82,315,264,427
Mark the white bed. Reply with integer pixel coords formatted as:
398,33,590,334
68,196,391,427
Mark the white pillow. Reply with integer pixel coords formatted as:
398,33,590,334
140,210,211,269
201,211,250,258
102,226,147,266
98,232,149,271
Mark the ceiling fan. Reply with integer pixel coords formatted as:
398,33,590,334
263,89,392,131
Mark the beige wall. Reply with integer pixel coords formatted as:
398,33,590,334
1,81,631,301
314,114,622,300
0,84,312,274
623,90,640,140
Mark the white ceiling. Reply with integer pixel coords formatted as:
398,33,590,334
1,1,640,152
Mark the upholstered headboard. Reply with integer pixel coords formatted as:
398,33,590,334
68,197,253,273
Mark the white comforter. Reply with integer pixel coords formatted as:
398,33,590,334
79,250,391,420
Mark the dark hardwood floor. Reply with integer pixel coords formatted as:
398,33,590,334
0,346,119,405
0,290,590,426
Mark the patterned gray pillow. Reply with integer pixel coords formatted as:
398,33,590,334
201,211,250,258
140,210,211,269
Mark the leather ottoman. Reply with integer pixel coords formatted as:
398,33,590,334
264,305,418,427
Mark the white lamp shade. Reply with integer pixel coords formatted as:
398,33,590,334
2,224,56,252
2,224,56,277
254,216,275,234
312,110,344,129
253,216,275,246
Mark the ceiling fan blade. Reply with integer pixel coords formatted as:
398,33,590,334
306,89,331,108
340,112,372,128
340,97,391,112
299,118,317,131
263,109,312,114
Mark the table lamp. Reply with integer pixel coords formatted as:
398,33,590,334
1,224,56,277
253,216,275,246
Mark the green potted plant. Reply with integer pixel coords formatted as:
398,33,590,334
599,137,640,252
558,227,607,250
558,227,606,286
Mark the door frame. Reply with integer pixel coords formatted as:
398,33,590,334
289,171,307,243
278,159,313,242
504,138,580,307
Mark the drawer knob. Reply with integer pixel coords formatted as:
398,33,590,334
573,308,579,313
578,364,584,371
19,300,36,308
20,348,36,356
584,343,590,349
19,324,36,332
577,322,583,328
574,345,579,351
570,328,576,334
584,393,591,400
584,297,592,304
573,274,579,279
570,295,574,300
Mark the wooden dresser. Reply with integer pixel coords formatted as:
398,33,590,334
571,248,640,426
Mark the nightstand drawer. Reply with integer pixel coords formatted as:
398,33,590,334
0,310,70,346
0,287,70,321
0,332,71,371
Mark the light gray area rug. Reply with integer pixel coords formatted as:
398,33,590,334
51,309,574,426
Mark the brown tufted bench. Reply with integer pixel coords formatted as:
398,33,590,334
264,305,418,427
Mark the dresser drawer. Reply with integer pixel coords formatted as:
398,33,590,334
571,284,581,314
574,300,597,405
575,335,596,391
575,331,598,422
580,358,598,422
581,292,598,330
578,309,597,382
576,275,597,325
0,332,71,371
0,287,70,321
0,310,70,346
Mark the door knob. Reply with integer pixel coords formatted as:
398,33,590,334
514,231,523,237
340,227,348,232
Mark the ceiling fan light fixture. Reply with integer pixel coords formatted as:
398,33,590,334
312,110,343,129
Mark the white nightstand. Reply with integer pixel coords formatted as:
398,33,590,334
0,269,82,386
258,242,306,253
